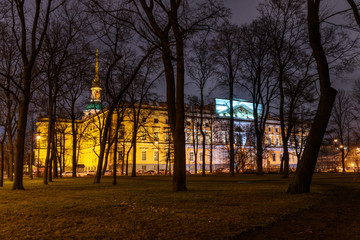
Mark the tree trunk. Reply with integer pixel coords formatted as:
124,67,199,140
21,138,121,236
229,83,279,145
172,26,187,191
52,134,58,179
94,108,114,183
287,0,337,193
341,150,346,172
229,82,235,176
256,133,263,175
131,123,137,177
7,129,14,182
282,146,290,178
72,114,77,177
125,149,130,176
0,142,4,187
13,95,30,190
200,90,206,177
113,118,119,185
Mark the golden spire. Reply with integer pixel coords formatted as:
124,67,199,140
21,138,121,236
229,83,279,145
92,49,100,87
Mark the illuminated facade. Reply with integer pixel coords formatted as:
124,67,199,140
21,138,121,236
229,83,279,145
36,54,304,174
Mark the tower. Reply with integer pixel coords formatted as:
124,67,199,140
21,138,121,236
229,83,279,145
91,49,101,102
83,50,104,119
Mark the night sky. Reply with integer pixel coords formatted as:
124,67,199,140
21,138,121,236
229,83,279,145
176,1,357,101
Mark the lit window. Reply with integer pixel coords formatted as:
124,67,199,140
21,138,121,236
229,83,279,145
141,151,147,161
189,152,194,162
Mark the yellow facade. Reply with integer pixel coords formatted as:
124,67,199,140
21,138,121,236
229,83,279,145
36,103,174,172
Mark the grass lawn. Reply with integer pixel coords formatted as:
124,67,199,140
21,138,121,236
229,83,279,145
0,173,357,239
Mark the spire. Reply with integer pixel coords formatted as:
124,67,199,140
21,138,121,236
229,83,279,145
92,49,100,88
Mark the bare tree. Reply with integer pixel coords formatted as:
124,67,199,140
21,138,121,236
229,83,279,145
187,37,216,176
213,22,242,176
121,51,161,177
88,4,157,183
240,18,278,175
287,0,338,194
2,0,58,190
258,0,316,178
131,0,226,191
329,90,355,172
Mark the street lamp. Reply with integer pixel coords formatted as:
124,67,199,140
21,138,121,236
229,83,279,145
36,135,41,177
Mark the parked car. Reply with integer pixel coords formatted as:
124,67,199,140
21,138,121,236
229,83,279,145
86,170,96,176
136,169,147,175
215,168,226,174
62,171,72,177
146,170,156,175
77,172,87,177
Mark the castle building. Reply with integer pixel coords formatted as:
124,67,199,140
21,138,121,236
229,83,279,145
36,52,304,174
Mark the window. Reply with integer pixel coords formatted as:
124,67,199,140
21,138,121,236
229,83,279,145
189,152,194,162
153,132,159,141
141,131,146,140
165,118,169,124
267,137,272,145
141,151,147,161
272,153,276,162
199,152,203,162
268,127,272,132
205,122,210,128
275,127,278,133
154,118,159,123
186,121,191,126
154,151,159,161
206,133,211,143
186,132,192,142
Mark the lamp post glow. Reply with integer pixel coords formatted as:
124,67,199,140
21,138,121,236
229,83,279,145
36,135,41,177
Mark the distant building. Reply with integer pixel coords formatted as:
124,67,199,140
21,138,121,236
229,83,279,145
36,52,305,174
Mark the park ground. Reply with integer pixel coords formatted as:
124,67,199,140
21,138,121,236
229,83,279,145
0,173,359,239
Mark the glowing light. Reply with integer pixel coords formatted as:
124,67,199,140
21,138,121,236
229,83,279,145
334,139,338,143
36,135,41,140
